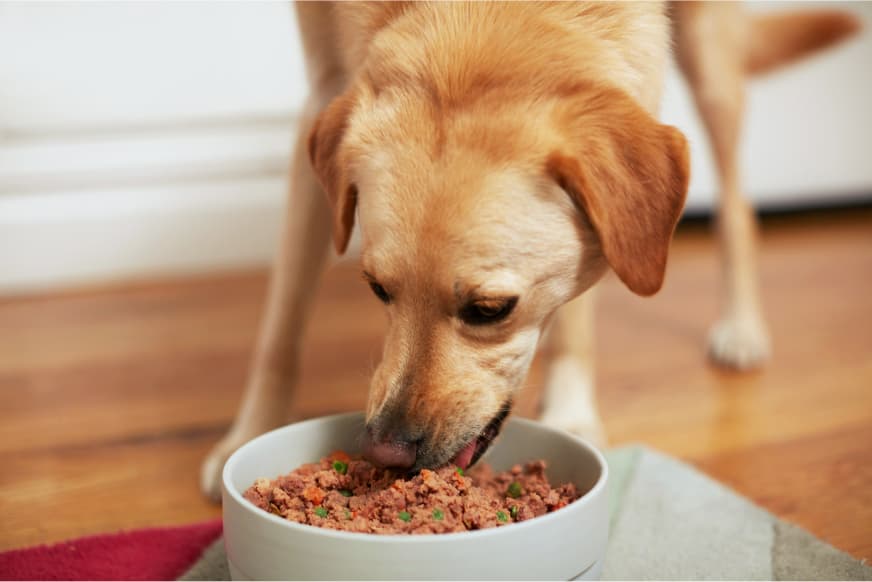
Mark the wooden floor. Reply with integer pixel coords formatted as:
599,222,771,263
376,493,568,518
1,208,870,558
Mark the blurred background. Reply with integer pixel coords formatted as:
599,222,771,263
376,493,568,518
2,1,871,292
0,0,870,561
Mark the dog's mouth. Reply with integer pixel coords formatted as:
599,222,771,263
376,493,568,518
450,399,513,470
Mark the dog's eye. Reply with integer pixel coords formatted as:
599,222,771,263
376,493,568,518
460,297,518,326
369,281,391,304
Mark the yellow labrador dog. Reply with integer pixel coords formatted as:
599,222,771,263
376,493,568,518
201,2,858,498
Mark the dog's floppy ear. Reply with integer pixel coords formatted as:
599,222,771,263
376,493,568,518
547,86,690,296
308,90,359,254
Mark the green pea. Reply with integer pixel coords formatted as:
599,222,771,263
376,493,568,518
398,511,411,522
510,505,519,519
314,506,328,518
456,467,465,476
339,489,353,497
506,481,523,499
332,460,348,475
344,509,352,520
432,508,444,520
496,510,508,522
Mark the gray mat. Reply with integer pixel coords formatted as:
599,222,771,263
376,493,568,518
182,446,871,580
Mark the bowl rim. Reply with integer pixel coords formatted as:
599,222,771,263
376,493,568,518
223,411,609,544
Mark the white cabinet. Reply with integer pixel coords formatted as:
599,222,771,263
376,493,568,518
1,2,869,292
662,2,872,212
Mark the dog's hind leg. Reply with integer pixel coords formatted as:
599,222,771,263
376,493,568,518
673,3,771,370
673,3,859,370
540,290,606,448
200,3,346,501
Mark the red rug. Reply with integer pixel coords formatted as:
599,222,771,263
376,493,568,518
0,520,222,581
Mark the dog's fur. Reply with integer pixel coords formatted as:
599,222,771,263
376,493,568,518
201,1,859,498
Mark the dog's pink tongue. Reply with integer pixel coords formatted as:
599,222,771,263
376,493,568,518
452,440,477,470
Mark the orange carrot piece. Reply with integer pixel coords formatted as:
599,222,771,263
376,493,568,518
302,485,325,505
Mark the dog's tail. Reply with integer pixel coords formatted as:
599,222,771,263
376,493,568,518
746,10,862,76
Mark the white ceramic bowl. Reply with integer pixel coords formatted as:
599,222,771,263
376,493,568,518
222,412,609,580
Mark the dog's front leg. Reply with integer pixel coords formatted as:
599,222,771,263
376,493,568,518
540,290,607,448
200,108,334,502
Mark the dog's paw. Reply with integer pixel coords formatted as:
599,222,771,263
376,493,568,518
200,430,253,503
541,409,608,449
540,357,608,448
708,314,771,371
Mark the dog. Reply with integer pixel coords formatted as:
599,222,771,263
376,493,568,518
201,1,859,499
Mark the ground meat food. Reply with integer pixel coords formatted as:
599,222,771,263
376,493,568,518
243,451,579,534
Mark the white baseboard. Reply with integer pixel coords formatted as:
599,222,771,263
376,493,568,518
0,116,295,194
0,178,287,294
0,120,295,294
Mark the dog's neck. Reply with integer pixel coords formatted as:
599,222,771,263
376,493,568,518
337,2,670,114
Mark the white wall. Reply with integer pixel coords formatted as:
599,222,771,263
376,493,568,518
0,2,308,131
1,2,870,294
0,2,305,293
664,2,872,211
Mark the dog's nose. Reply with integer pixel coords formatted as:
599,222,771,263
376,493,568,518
361,427,417,469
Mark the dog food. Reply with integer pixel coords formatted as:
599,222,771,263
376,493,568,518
244,451,579,534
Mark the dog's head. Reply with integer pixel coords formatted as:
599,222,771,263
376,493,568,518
308,80,688,470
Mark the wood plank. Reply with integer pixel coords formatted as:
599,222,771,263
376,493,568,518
695,423,872,559
0,434,223,549
0,208,870,557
